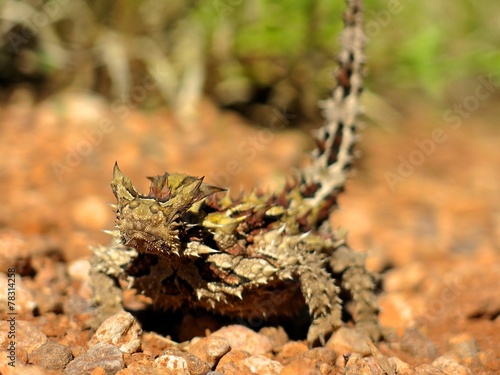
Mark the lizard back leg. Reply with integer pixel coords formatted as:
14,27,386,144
331,245,381,341
298,254,343,345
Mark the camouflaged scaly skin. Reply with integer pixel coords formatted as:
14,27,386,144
90,0,380,345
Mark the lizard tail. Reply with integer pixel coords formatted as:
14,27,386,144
298,0,365,228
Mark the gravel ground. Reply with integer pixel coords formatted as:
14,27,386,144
0,91,499,374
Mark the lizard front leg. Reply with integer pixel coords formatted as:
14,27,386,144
298,254,343,345
331,245,381,341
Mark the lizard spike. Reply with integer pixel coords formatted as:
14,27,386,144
218,188,233,208
300,231,311,240
200,247,220,254
319,334,326,347
262,264,277,277
187,242,220,256
103,229,120,237
196,290,203,300
248,187,260,202
198,245,220,254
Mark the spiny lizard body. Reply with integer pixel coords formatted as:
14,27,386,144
91,0,380,345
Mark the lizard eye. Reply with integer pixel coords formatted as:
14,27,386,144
128,199,141,209
149,203,161,214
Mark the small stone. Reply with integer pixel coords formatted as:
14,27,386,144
140,332,172,358
396,368,415,375
187,335,231,368
319,362,336,374
364,356,389,375
32,259,69,294
160,348,210,375
124,352,151,367
276,341,308,364
414,364,444,375
216,361,254,375
68,259,91,283
212,325,272,355
258,326,288,350
34,290,62,314
299,347,337,367
326,327,371,357
282,347,337,374
155,353,190,375
63,294,91,316
384,263,426,292
89,311,142,354
454,266,500,320
0,229,31,273
126,353,166,375
431,355,472,375
448,334,480,358
71,346,87,358
379,293,415,333
90,367,108,375
64,343,124,375
29,340,73,370
335,352,361,369
16,346,29,365
0,320,47,355
1,355,29,374
344,354,372,375
241,355,283,375
281,357,317,375
215,349,249,370
387,356,411,372
365,250,391,274
71,195,112,231
400,328,438,359
122,366,166,375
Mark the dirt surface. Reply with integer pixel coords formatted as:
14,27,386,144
0,89,499,374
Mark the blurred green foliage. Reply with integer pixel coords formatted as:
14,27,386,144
0,0,497,119
365,1,499,100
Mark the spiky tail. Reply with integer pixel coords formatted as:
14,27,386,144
299,0,364,227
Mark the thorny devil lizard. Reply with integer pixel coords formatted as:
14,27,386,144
90,0,380,345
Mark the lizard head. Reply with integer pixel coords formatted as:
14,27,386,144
111,163,224,255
